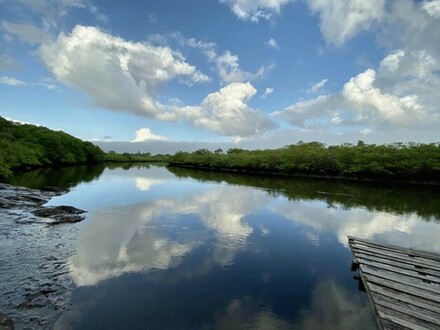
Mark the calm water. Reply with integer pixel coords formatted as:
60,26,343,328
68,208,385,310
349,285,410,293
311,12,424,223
9,164,440,329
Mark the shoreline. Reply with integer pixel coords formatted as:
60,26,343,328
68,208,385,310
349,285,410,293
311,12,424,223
0,183,86,329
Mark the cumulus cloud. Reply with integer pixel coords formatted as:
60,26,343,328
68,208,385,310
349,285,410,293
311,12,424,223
0,75,26,86
220,0,294,22
40,25,208,118
131,128,169,142
172,82,277,137
342,69,425,125
307,0,385,46
38,27,272,138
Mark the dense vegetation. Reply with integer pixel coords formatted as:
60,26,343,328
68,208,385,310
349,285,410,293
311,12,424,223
0,116,105,178
169,141,440,183
105,151,169,163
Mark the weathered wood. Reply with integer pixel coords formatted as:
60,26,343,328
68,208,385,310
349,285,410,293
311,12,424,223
351,245,440,272
361,265,440,295
368,282,440,314
348,236,440,330
358,257,440,285
351,242,440,268
355,252,440,277
364,274,440,304
348,236,440,262
381,318,411,330
377,306,434,330
371,292,440,326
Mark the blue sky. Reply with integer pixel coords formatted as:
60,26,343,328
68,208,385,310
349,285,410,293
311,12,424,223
1,0,440,152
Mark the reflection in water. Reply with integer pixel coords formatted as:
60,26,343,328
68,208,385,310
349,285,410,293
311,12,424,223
69,185,269,287
295,280,375,330
134,176,163,191
37,164,440,329
6,164,105,189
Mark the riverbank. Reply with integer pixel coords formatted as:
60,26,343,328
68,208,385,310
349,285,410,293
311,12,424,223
0,183,86,329
168,142,440,185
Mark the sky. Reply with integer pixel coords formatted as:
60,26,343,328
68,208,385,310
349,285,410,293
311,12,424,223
1,0,440,152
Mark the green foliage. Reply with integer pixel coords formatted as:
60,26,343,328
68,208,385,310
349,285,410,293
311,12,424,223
168,141,440,182
104,151,170,163
0,116,105,179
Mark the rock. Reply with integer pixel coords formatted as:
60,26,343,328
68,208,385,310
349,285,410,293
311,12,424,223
32,205,86,218
32,205,86,225
0,312,14,329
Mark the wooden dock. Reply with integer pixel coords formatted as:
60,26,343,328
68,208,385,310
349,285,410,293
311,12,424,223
348,236,440,330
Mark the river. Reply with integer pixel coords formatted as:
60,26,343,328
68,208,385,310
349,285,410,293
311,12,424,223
4,164,440,329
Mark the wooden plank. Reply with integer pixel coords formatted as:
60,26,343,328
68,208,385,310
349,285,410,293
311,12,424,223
371,292,440,326
377,308,432,330
368,282,440,315
351,242,440,268
355,252,440,278
348,236,440,262
360,265,440,295
351,246,440,272
358,257,440,285
349,236,440,330
381,318,412,330
362,274,440,304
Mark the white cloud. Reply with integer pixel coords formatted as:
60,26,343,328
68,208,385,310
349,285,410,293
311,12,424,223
172,33,273,84
0,75,26,86
39,27,272,138
307,0,385,46
215,50,274,84
266,38,279,49
131,128,169,142
272,94,342,128
342,69,425,124
308,78,328,94
173,82,277,138
422,0,440,18
220,0,294,22
275,65,434,131
262,87,274,98
2,21,51,44
40,25,208,118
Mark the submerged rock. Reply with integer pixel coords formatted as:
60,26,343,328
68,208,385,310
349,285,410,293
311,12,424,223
0,312,14,329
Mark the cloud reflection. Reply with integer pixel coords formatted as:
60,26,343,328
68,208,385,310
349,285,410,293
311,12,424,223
69,186,269,286
69,177,440,288
269,198,440,252
134,177,163,191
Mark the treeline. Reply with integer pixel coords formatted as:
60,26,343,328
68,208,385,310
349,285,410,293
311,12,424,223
105,151,169,163
168,141,440,182
0,116,105,178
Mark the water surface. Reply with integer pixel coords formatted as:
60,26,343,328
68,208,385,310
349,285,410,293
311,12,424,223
10,164,440,329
